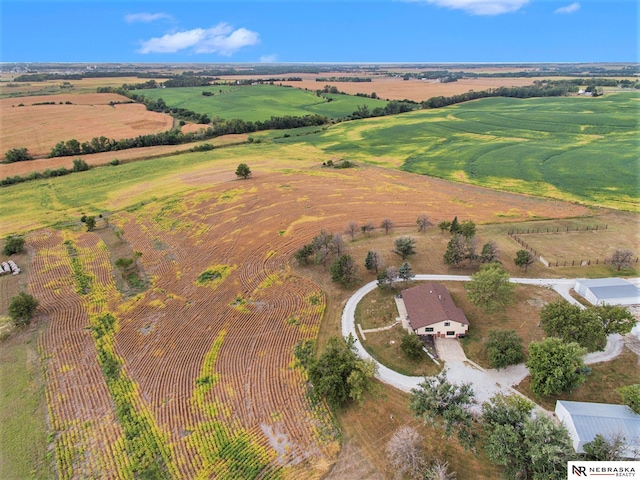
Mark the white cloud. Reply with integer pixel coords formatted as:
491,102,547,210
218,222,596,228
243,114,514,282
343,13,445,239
125,12,172,24
138,23,259,55
259,54,278,63
407,0,529,15
554,2,580,14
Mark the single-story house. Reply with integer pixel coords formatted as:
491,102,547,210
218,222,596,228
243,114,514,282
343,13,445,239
574,278,640,306
555,400,640,459
400,283,469,338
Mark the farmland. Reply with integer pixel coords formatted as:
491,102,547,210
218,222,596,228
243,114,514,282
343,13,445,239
294,92,639,211
0,93,174,158
130,84,388,122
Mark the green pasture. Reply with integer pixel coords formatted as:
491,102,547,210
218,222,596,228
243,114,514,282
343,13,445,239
130,84,388,122
294,92,639,210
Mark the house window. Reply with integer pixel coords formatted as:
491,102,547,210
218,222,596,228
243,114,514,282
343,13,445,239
444,322,450,326
426,328,434,333
446,331,455,336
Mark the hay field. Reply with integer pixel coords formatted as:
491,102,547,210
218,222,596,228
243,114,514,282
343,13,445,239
0,93,174,158
0,76,166,98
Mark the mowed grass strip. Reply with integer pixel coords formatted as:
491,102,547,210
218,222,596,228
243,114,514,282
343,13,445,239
297,92,639,210
131,84,388,122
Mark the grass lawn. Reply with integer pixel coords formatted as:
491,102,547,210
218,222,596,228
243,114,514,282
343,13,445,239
131,84,388,122
515,347,640,411
0,323,55,480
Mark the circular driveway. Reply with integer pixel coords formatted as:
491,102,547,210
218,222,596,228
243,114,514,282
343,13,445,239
341,275,637,409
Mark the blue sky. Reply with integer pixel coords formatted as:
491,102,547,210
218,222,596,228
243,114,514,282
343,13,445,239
1,1,638,63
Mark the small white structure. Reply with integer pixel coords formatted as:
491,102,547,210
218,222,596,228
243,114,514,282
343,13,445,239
574,278,640,306
555,400,640,458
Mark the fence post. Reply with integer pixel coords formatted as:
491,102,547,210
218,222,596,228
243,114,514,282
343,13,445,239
596,259,599,265
572,260,574,266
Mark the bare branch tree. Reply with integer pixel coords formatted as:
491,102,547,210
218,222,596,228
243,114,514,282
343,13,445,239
380,218,394,235
425,460,457,480
385,426,426,480
609,249,634,271
345,222,358,241
417,214,432,233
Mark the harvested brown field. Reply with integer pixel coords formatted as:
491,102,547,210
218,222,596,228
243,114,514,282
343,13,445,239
26,163,593,478
0,133,248,178
0,76,166,98
0,93,174,158
219,73,537,102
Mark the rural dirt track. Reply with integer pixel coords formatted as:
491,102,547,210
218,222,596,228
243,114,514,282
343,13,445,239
29,165,593,478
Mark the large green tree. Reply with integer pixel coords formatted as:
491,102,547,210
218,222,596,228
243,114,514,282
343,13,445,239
526,338,588,396
5,147,32,163
8,292,39,327
465,263,515,313
514,249,535,272
485,330,524,369
3,235,25,255
593,304,636,336
443,234,466,267
540,300,606,352
482,394,574,480
235,163,251,179
305,335,377,409
617,384,640,414
401,333,423,360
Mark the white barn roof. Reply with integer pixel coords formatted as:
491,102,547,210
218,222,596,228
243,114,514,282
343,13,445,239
555,400,640,458
574,278,640,306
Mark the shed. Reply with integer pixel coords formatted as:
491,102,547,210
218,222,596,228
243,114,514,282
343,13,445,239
555,400,640,458
574,278,640,306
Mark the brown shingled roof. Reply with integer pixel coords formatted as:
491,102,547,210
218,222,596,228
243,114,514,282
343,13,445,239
401,283,469,330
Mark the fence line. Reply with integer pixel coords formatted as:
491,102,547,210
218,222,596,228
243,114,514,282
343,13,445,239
507,225,607,235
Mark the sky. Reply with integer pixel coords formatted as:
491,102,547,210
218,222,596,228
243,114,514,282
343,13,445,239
1,0,638,63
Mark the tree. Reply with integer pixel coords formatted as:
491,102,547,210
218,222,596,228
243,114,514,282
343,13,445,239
583,433,627,461
3,235,25,255
8,292,39,327
465,263,515,314
438,221,452,234
5,147,32,163
514,249,535,272
401,333,423,360
449,216,460,234
393,236,416,260
330,254,358,286
594,303,636,336
458,220,476,239
416,214,431,233
114,257,134,270
410,372,476,449
618,384,640,414
385,426,426,480
345,222,358,241
398,262,414,282
306,335,377,409
443,234,466,267
609,248,634,271
235,163,251,179
380,218,394,235
364,250,381,273
424,460,457,480
294,244,314,265
482,394,573,480
540,300,606,352
526,337,588,396
485,330,524,369
360,221,375,236
480,241,499,263
72,158,89,172
85,216,96,232
377,266,398,290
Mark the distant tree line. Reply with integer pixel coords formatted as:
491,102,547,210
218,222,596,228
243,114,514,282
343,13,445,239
13,71,171,82
394,65,639,80
315,77,372,82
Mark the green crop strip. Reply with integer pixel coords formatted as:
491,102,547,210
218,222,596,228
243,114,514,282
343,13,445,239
63,240,93,294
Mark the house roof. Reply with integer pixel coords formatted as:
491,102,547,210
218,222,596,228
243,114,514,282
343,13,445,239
576,278,640,301
401,283,468,330
556,400,640,451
